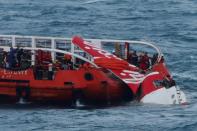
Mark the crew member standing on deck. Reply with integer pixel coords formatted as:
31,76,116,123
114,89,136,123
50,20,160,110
131,50,138,66
139,52,150,70
48,61,53,80
64,54,73,70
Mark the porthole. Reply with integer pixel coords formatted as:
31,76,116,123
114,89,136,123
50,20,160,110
84,73,94,81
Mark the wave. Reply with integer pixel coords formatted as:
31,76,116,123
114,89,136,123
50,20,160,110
83,0,108,4
172,71,197,81
172,121,197,131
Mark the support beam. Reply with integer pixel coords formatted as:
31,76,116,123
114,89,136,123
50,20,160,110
51,39,56,62
12,36,16,47
31,37,36,66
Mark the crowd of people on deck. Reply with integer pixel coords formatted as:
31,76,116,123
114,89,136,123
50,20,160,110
0,46,163,72
0,47,75,80
0,45,165,80
0,46,90,80
127,50,162,70
0,46,30,69
34,50,74,80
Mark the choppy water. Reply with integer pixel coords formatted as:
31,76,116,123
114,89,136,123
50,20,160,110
0,0,197,130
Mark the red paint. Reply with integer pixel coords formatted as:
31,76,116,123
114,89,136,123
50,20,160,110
0,67,128,104
0,36,174,105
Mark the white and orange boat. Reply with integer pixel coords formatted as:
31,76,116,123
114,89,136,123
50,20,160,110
0,35,187,105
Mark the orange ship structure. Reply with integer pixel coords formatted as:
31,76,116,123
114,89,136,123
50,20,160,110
0,35,187,105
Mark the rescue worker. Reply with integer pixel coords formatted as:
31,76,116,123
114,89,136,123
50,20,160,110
159,56,165,63
151,53,158,65
8,47,14,68
139,52,150,70
2,51,7,68
48,61,53,80
55,60,61,71
130,50,138,66
64,54,72,62
82,62,91,69
16,48,24,67
64,54,73,70
62,60,68,70
162,75,176,88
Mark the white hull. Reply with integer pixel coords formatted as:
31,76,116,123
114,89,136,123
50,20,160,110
140,86,187,105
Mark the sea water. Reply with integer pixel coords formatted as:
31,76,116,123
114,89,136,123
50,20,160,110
0,0,197,130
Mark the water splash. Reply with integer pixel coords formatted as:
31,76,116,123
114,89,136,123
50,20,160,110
17,98,27,104
76,100,85,107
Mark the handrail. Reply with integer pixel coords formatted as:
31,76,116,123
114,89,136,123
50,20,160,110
85,38,162,63
0,35,163,63
0,34,71,41
25,47,99,68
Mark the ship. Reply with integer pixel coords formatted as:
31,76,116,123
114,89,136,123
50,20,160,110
0,35,187,105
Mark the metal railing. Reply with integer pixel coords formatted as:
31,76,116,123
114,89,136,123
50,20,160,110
0,35,163,65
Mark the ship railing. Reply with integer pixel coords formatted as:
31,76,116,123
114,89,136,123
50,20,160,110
0,35,163,65
23,47,99,68
86,38,162,63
